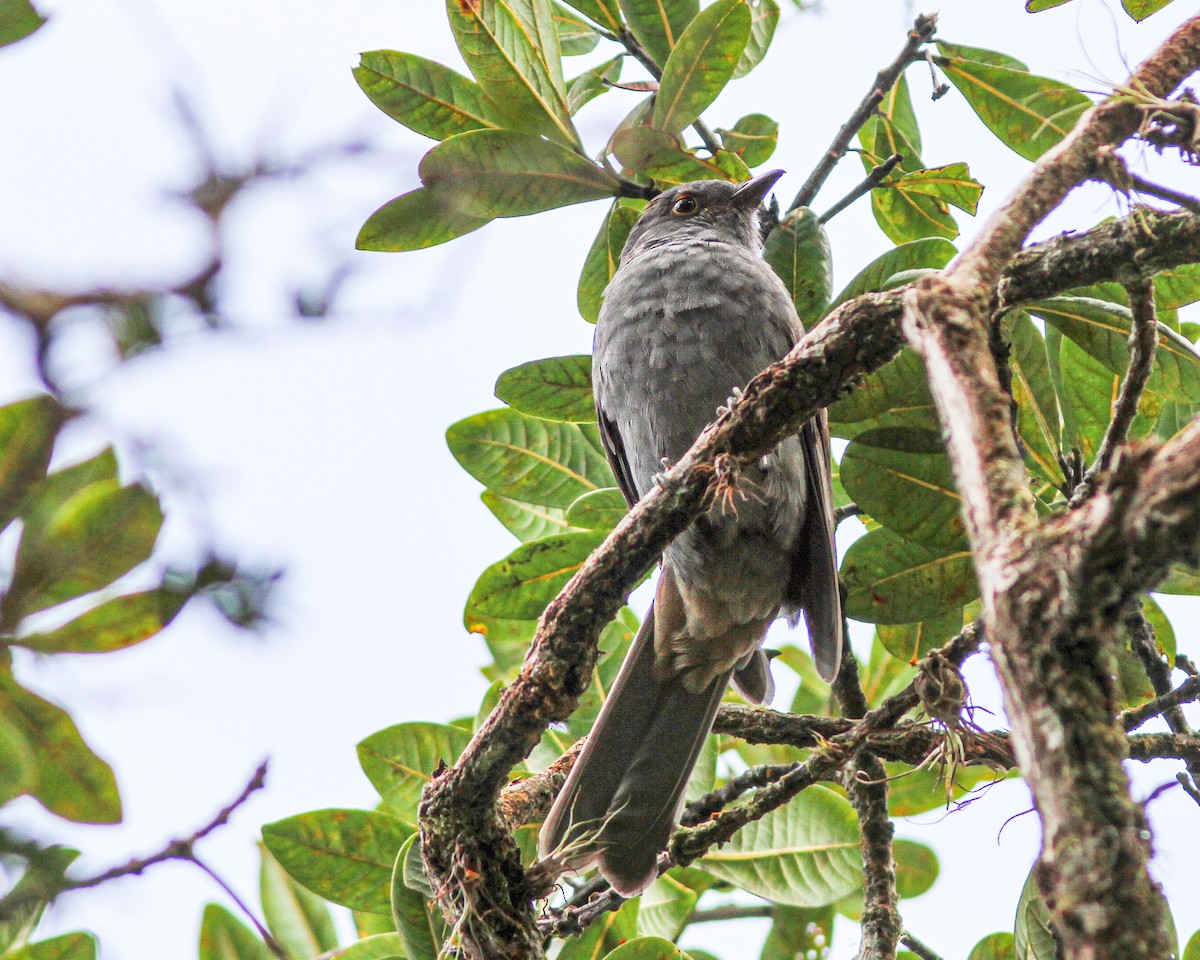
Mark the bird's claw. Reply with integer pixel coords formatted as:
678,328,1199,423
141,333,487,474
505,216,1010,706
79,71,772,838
652,456,674,487
717,386,744,417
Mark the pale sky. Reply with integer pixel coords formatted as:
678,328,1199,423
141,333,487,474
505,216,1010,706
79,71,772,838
0,1,1196,958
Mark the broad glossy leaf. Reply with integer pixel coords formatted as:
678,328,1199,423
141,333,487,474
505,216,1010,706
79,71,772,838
354,51,497,139
1030,297,1200,404
358,722,473,818
391,836,448,960
328,934,406,960
482,491,577,541
4,481,162,622
554,2,600,54
567,55,622,114
566,486,628,531
0,0,45,47
881,73,922,153
636,871,699,941
199,904,271,960
0,847,80,954
842,527,977,624
561,0,622,32
613,126,749,184
469,614,537,679
0,711,34,806
0,673,120,823
1056,336,1159,460
356,187,491,252
352,913,395,938
827,349,938,439
893,838,939,899
761,906,835,960
936,42,1090,161
1155,263,1200,311
619,0,698,67
885,756,1009,817
22,449,117,534
1005,311,1065,485
1123,0,1174,20
466,531,607,620
891,162,982,216
262,809,414,914
446,408,614,509
1026,0,1073,10
446,0,577,146
652,0,750,133
1013,869,1056,960
0,395,60,530
603,936,692,959
840,427,964,550
877,606,962,664
555,898,640,959
15,589,187,654
579,200,642,322
1157,564,1200,595
860,115,957,243
1185,930,1200,960
2,933,96,960
701,785,862,906
717,113,778,167
1141,594,1175,660
733,0,778,78
968,932,1016,959
862,630,918,705
763,207,831,329
833,238,955,307
419,129,618,218
495,354,596,421
260,843,340,959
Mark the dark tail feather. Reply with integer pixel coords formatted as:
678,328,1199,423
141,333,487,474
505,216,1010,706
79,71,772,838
538,607,729,897
796,412,844,681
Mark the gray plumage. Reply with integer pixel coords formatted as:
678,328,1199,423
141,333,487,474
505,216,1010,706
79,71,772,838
538,171,843,898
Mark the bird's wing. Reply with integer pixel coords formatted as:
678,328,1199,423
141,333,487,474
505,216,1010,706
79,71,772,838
597,401,642,510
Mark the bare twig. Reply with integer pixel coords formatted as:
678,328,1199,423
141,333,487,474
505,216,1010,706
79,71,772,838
690,904,775,923
900,930,945,960
1126,172,1200,214
790,14,938,211
1122,669,1200,732
819,153,904,224
834,502,864,525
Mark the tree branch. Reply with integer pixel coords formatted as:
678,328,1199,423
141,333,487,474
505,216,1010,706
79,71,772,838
819,153,904,224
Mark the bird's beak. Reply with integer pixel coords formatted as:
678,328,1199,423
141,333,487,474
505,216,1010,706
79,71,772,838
733,169,784,208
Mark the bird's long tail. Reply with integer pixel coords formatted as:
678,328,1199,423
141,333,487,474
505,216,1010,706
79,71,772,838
537,608,730,898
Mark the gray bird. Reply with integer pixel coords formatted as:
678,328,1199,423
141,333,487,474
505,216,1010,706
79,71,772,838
538,170,843,898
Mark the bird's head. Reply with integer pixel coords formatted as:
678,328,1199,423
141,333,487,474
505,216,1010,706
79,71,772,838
622,169,783,258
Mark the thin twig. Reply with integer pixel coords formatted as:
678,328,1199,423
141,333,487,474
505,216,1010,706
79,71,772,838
1122,673,1200,731
194,857,286,959
790,13,937,211
900,930,945,960
1127,172,1200,214
690,904,775,923
1069,278,1159,507
834,502,864,525
818,153,904,223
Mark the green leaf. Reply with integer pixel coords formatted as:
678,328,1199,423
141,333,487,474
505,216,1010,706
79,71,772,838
619,0,698,67
0,847,78,953
0,709,34,806
761,906,835,960
199,904,272,960
885,756,1008,817
0,0,45,47
1056,337,1158,460
763,207,831,330
1013,869,1056,960
2,933,96,960
357,722,473,819
495,354,596,422
554,2,600,54
832,238,956,307
0,673,120,823
482,491,578,541
893,838,939,899
352,913,395,939
15,589,187,654
603,937,692,960
1030,297,1200,404
936,42,1090,161
636,871,699,941
840,427,965,551
390,836,448,960
1025,0,1073,10
356,187,491,252
1184,929,1200,960
842,527,977,624
3,480,163,622
328,934,406,960
555,892,640,959
877,606,963,665
700,785,862,906
827,349,938,439
612,126,750,185
717,113,778,167
1158,564,1200,595
967,933,1015,959
733,0,778,78
652,0,750,133
567,55,623,114
262,809,414,914
1141,594,1176,661
561,0,622,32
578,200,642,322
446,0,578,147
447,409,614,508
859,116,958,243
260,843,340,959
565,487,628,531
1005,311,1065,485
891,162,982,216
1122,0,1174,20
419,129,618,218
881,73,922,153
353,51,498,140
469,614,537,679
0,395,60,530
466,531,607,620
1155,263,1200,311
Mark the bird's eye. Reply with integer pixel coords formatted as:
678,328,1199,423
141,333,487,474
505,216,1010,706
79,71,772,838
672,195,698,215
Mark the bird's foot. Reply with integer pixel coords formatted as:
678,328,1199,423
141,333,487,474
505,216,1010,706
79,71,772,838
652,456,674,487
716,386,744,417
